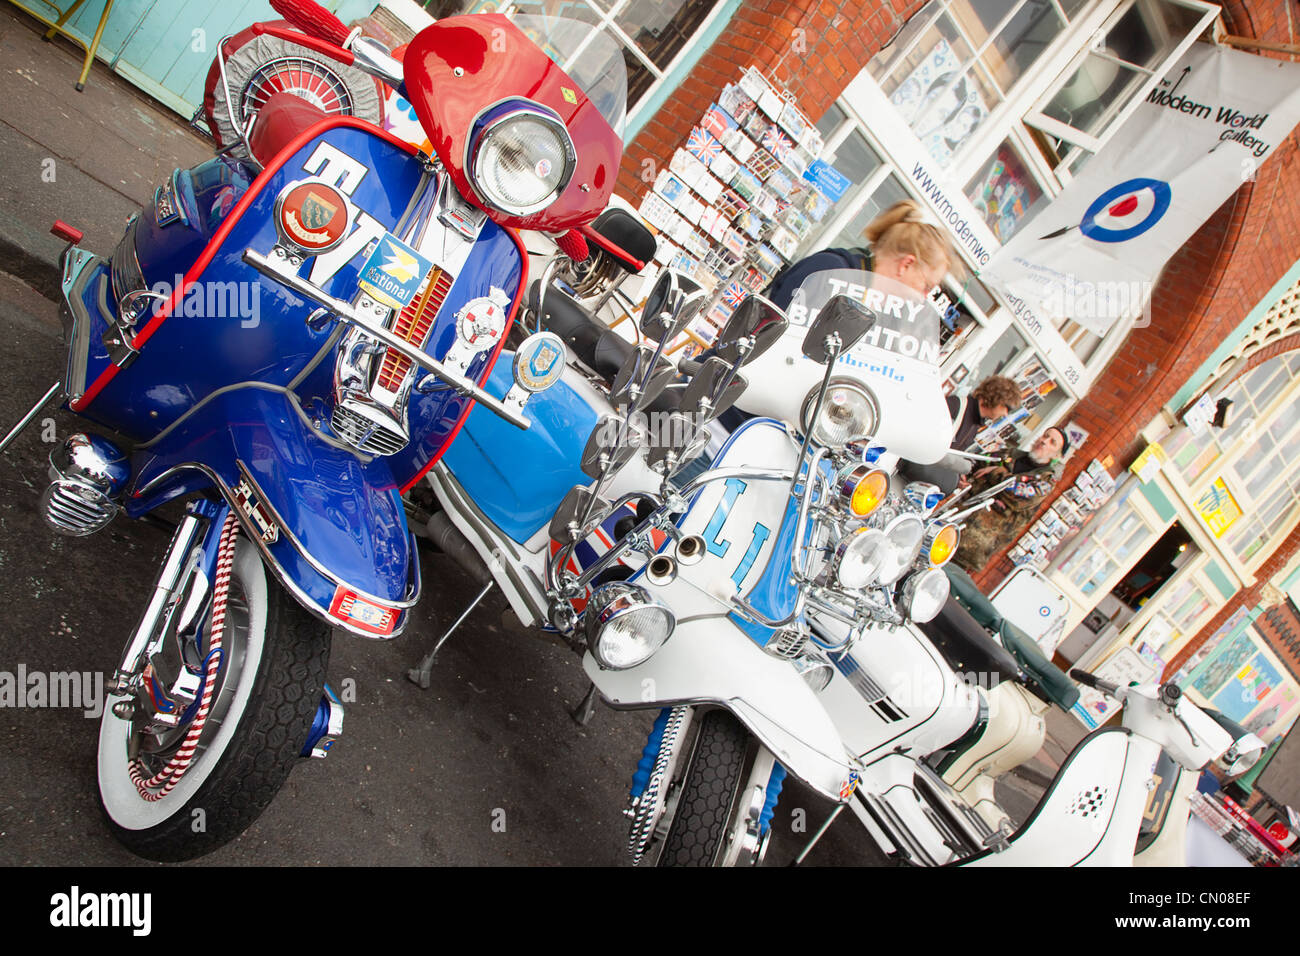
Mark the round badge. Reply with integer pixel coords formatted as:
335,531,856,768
535,158,553,178
514,331,566,393
456,296,508,348
1079,178,1172,243
277,181,350,253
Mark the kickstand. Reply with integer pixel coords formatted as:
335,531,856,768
571,681,602,726
0,382,62,454
790,803,846,866
407,581,493,688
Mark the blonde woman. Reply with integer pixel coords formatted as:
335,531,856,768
763,198,952,309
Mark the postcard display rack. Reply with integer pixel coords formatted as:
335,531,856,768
636,67,834,355
1006,459,1117,570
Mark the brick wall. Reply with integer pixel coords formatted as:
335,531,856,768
971,3,1300,680
615,0,928,200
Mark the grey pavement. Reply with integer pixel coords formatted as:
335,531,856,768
0,4,209,298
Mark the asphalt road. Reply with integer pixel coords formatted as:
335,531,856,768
0,268,885,867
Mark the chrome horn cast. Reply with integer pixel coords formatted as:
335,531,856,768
41,433,130,536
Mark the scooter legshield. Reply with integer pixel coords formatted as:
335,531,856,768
129,387,417,637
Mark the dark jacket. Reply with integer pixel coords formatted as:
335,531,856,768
763,246,873,311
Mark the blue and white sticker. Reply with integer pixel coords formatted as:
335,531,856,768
358,233,433,310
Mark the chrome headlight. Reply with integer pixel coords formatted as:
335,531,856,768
833,527,892,590
585,582,674,670
467,103,576,216
898,568,950,624
878,514,925,586
801,379,878,446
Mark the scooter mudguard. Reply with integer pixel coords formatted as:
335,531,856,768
127,387,417,637
958,728,1159,867
440,360,600,544
583,613,857,802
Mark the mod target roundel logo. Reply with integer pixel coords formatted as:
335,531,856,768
1080,178,1172,243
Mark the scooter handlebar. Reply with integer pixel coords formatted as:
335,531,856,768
270,0,353,48
1069,668,1121,698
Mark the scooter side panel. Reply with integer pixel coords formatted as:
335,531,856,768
960,728,1155,867
439,361,600,544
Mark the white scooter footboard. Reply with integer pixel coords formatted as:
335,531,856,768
584,617,856,802
960,728,1160,867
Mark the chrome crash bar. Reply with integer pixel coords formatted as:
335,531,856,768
243,248,529,430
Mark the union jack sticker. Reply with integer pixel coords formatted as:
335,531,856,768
839,771,861,799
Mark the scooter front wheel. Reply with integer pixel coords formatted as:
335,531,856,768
97,537,330,861
657,709,756,867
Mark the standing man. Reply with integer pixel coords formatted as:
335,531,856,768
952,426,1069,574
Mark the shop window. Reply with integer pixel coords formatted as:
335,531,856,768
1026,0,1217,167
829,174,909,252
875,1,1085,170
463,0,720,116
1058,491,1154,595
964,138,1047,242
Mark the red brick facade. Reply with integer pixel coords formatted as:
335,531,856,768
615,0,928,197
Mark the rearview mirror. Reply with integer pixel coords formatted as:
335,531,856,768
640,271,703,343
802,294,875,364
712,294,787,366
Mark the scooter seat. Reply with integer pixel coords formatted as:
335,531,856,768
248,92,330,167
527,281,634,379
916,596,1025,688
944,567,1079,710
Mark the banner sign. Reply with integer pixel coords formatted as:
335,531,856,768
983,44,1300,337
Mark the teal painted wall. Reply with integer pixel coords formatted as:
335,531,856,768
13,0,374,116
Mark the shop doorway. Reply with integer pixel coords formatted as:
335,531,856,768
1112,522,1195,611
1055,522,1196,666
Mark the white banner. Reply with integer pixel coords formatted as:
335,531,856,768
984,43,1300,337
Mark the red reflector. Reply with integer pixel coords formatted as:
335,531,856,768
51,220,84,244
328,586,398,635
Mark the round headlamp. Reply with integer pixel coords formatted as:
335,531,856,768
878,514,925,586
801,379,878,447
899,568,950,624
837,464,889,518
585,582,674,670
468,104,576,216
924,523,960,568
833,527,891,591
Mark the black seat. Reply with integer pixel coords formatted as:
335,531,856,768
527,281,634,379
916,597,1026,689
